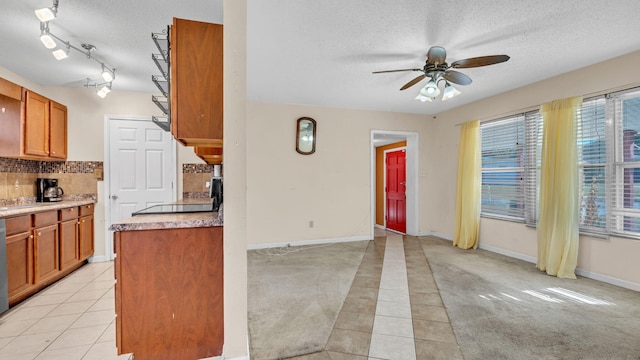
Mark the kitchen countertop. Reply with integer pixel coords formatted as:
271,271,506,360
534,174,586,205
109,200,223,232
0,200,96,218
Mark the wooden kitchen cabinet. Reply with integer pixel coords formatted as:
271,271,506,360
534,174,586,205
170,18,223,147
5,215,34,305
0,77,67,160
114,226,224,360
33,211,60,283
49,101,68,159
24,90,50,158
78,204,94,261
194,144,223,165
59,207,79,270
3,203,94,306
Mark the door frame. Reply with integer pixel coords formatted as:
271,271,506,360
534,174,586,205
383,146,407,232
370,130,419,237
102,115,177,261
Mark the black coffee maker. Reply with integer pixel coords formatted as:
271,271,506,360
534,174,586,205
36,178,64,202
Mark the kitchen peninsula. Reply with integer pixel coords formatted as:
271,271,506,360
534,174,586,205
109,203,223,360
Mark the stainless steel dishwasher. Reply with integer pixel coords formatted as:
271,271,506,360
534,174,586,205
0,219,8,314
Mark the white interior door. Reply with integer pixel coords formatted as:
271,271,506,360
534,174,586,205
106,117,176,257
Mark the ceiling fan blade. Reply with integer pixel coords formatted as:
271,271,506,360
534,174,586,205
372,68,421,74
451,55,510,68
443,70,472,86
427,46,447,65
400,74,426,91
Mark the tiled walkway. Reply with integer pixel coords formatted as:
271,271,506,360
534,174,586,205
291,231,463,360
0,261,130,360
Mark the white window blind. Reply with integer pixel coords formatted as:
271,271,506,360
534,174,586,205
524,110,541,226
608,88,640,238
480,115,525,220
578,97,607,232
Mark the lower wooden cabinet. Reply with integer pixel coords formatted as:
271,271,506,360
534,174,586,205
6,215,34,304
4,203,95,306
114,226,223,360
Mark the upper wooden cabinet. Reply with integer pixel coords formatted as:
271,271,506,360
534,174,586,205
170,18,223,147
0,77,68,160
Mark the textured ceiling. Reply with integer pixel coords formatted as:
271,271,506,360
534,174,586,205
2,0,640,116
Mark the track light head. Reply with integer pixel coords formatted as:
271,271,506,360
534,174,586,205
35,0,59,22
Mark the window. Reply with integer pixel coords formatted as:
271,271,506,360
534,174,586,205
480,115,526,220
480,87,640,239
608,89,640,237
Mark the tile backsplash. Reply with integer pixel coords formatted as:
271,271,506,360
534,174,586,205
0,157,102,205
183,163,216,199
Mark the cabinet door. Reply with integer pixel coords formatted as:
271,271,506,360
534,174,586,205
34,224,59,283
6,231,34,303
59,219,79,269
49,101,67,159
79,215,94,260
170,18,223,146
24,90,50,157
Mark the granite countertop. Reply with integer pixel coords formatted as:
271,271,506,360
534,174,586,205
109,201,223,232
0,199,96,218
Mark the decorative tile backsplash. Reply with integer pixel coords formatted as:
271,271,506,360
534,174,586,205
183,163,216,173
0,157,102,204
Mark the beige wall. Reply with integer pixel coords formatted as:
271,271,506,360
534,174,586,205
429,50,640,290
246,101,430,246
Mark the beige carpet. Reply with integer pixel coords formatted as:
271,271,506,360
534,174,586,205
247,241,368,360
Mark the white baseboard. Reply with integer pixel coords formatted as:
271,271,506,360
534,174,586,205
223,356,249,360
374,224,385,229
477,243,537,264
419,231,454,241
88,255,109,263
247,235,371,250
575,268,640,291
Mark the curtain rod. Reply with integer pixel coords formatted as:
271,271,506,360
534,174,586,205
454,81,640,127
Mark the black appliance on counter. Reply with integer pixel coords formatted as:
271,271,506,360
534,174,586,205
210,176,223,212
36,178,64,202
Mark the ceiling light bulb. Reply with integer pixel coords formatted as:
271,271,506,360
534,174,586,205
52,48,68,60
96,85,111,98
101,67,114,82
35,7,56,22
414,93,433,102
420,79,441,98
442,83,461,101
40,33,56,49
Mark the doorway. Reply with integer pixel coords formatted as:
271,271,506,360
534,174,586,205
386,149,406,233
103,116,177,260
371,130,419,237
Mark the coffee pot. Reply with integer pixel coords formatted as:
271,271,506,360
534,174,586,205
36,178,64,202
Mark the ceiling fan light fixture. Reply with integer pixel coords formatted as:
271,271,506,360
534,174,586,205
442,83,461,101
420,79,441,98
415,93,433,102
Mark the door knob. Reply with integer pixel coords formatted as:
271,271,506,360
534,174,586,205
111,195,118,200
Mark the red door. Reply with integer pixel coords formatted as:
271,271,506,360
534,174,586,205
386,150,406,233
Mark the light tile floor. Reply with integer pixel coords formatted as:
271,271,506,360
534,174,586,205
291,230,463,360
0,261,131,360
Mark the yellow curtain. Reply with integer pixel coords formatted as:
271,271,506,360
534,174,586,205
537,96,582,279
454,120,481,250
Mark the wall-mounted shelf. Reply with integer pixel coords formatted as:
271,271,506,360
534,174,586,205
151,28,170,132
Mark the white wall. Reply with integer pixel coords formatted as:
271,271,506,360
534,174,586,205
246,101,431,246
428,50,640,290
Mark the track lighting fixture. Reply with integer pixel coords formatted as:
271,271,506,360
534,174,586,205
33,0,117,98
39,22,56,49
35,0,59,22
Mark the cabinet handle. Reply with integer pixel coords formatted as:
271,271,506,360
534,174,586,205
82,220,85,223
29,234,34,239
38,232,41,236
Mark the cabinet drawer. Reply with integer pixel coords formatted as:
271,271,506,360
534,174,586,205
6,215,31,236
33,210,57,227
59,206,79,221
79,203,94,216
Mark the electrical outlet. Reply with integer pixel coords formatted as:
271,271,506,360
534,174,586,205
309,220,314,228
205,181,211,189
14,179,19,189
